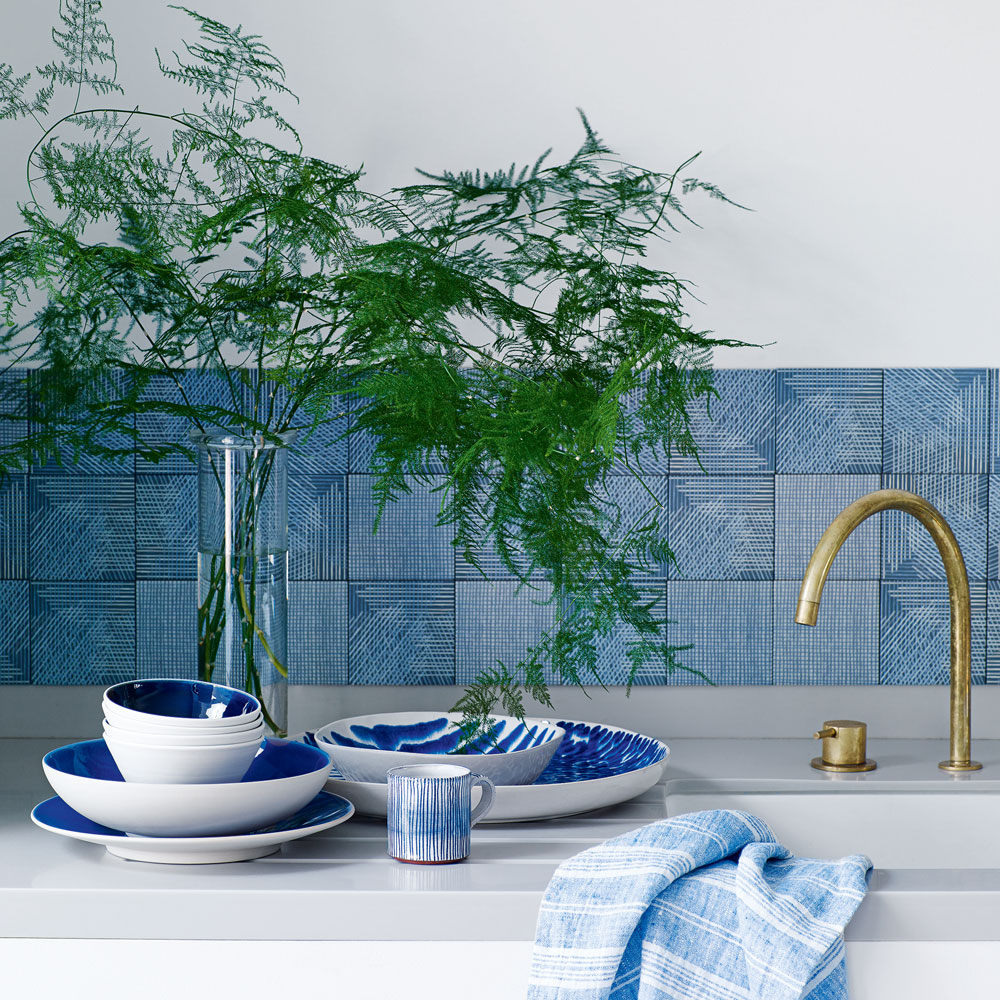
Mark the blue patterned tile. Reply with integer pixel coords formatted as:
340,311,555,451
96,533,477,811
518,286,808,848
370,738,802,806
31,368,135,475
986,582,1000,683
668,476,774,580
456,580,554,686
289,474,346,581
880,580,985,684
136,581,196,679
671,370,774,474
776,369,881,473
884,368,988,474
348,396,447,475
600,477,671,578
289,405,349,477
593,584,668,685
135,370,236,474
775,475,880,581
348,582,454,684
349,475,454,580
988,476,1000,580
881,475,987,580
0,474,28,579
454,483,542,581
136,475,197,580
289,581,348,683
30,476,134,582
0,581,29,682
0,370,29,456
773,579,879,684
30,581,135,684
667,580,772,684
610,375,670,476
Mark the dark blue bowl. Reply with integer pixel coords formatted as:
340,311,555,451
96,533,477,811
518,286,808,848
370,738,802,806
104,679,261,722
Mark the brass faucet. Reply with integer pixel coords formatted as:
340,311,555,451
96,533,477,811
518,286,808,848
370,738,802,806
796,488,981,773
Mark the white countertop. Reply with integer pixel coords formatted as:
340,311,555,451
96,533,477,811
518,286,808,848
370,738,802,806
5,736,1000,942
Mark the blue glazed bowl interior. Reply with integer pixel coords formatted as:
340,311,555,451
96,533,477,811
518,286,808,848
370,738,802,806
44,738,329,784
326,715,559,755
105,679,260,721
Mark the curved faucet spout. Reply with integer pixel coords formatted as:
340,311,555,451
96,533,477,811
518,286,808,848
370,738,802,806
795,488,980,773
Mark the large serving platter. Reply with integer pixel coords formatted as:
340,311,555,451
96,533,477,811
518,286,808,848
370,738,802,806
31,791,354,864
300,719,669,824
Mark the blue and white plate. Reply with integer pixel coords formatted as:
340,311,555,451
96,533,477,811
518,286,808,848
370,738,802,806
31,790,354,864
302,720,668,823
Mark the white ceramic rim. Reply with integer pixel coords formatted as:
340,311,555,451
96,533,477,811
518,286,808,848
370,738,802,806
315,711,564,757
102,732,266,755
102,722,265,747
102,709,264,735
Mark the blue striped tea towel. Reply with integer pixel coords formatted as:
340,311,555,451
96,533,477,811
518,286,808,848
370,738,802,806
528,810,871,1000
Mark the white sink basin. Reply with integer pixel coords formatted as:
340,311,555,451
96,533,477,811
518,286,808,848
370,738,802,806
665,785,996,869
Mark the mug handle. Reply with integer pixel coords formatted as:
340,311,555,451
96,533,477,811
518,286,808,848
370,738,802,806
469,773,496,826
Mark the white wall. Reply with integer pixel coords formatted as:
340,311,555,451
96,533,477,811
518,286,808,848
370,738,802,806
4,0,999,367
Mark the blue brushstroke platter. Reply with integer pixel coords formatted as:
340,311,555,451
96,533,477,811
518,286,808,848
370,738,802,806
30,790,354,864
303,719,669,823
313,712,564,785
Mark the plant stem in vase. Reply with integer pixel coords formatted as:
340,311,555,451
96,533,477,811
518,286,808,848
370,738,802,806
193,429,296,736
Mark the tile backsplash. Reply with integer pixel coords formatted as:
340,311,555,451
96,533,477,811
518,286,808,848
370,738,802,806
2,367,998,688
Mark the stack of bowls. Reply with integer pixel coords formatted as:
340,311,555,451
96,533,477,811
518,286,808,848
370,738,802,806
102,679,265,784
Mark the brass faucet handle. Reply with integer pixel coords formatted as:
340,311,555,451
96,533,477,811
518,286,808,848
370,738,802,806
811,719,877,773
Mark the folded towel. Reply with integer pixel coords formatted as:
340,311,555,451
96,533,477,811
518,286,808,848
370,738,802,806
528,809,871,1000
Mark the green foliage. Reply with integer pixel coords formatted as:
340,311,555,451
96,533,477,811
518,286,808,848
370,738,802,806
0,2,751,723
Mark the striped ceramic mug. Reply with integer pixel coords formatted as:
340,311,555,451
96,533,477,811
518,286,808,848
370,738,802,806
386,763,496,864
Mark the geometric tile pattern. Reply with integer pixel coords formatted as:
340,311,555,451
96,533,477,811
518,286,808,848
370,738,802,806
776,369,882,474
6,366,1000,689
136,581,197,679
883,368,988,474
671,369,775,474
667,580,772,685
349,475,454,581
881,474,987,580
775,474,880,581
773,580,880,685
289,581,348,684
668,476,774,580
880,580,986,685
455,580,554,686
0,474,28,579
0,581,29,682
136,476,198,579
348,582,454,684
29,581,135,685
29,476,135,582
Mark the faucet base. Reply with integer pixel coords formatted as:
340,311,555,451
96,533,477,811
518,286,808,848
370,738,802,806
811,757,877,773
939,760,983,772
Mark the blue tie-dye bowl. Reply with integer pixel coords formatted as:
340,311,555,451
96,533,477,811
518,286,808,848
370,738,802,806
313,712,565,785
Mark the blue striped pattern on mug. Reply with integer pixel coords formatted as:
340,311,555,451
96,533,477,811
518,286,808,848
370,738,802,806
387,764,479,863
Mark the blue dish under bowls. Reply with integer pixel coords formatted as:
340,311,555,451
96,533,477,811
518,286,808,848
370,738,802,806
41,737,332,837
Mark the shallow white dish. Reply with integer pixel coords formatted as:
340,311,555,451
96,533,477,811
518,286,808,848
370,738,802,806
104,718,265,744
300,719,669,823
31,791,354,864
102,679,262,731
314,711,564,785
103,729,262,784
42,738,332,837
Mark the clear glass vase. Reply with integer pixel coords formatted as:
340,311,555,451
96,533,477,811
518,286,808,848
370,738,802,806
192,428,297,736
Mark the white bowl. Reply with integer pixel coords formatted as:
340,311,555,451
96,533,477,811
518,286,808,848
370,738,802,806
313,712,565,785
104,711,264,737
42,738,333,837
103,720,265,747
102,679,262,732
103,730,263,784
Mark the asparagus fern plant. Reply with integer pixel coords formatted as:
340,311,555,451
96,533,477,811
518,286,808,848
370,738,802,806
0,1,749,734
